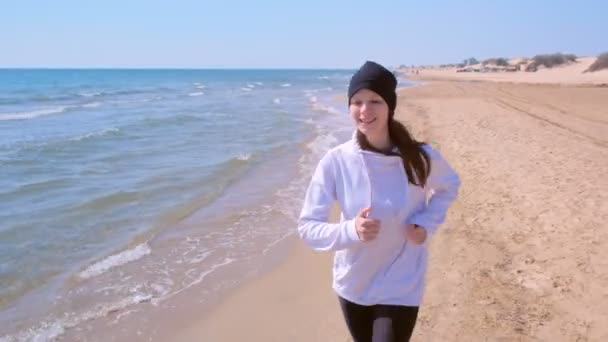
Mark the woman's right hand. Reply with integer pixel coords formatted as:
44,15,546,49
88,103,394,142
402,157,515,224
355,207,381,241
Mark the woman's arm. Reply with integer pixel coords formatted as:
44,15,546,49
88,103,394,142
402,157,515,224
407,144,461,236
298,151,360,251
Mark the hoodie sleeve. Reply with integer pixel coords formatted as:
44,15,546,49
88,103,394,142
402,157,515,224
407,144,461,235
297,150,361,251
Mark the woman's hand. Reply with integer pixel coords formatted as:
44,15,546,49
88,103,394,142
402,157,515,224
405,224,427,244
355,207,381,241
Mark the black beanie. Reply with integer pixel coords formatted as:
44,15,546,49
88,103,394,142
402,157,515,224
348,61,398,113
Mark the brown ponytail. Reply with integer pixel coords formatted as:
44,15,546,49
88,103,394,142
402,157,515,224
357,117,431,187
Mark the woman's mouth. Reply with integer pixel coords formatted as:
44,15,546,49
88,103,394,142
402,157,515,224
359,118,376,124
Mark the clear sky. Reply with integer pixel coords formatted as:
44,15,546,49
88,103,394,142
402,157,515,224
1,0,606,69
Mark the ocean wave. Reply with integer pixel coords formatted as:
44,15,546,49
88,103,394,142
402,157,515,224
188,92,204,97
236,152,251,161
78,244,151,280
70,190,140,214
0,178,71,199
306,132,339,157
136,114,205,130
68,127,120,142
101,89,152,97
0,94,78,105
0,100,105,121
0,91,108,106
303,87,333,94
1,292,153,342
78,92,102,98
153,257,235,303
81,102,102,108
312,102,344,116
294,118,315,125
5,127,122,156
280,83,291,87
273,98,281,104
0,107,68,121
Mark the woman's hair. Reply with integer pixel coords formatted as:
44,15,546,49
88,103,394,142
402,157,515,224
357,114,431,187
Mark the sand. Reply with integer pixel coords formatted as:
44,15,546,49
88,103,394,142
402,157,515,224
174,206,350,342
174,74,608,341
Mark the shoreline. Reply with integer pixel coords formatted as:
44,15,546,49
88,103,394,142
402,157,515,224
174,206,347,342
0,72,357,342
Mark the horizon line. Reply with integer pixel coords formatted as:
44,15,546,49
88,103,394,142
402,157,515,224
0,66,362,71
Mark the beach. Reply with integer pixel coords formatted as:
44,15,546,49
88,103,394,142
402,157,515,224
2,65,607,341
173,69,608,341
3,2,607,341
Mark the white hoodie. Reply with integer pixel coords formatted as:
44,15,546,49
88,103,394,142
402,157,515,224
298,133,461,306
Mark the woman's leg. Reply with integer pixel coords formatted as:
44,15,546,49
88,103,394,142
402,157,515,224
371,304,419,342
338,296,373,342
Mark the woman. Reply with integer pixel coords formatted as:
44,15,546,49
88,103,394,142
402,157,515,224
298,61,461,341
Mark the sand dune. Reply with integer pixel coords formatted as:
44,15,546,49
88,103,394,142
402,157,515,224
403,56,608,85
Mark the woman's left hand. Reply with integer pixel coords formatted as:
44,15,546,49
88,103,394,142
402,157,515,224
405,224,427,245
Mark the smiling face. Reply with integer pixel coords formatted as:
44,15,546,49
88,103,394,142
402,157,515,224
349,88,390,140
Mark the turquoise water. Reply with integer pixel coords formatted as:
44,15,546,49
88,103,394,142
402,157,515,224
0,69,411,341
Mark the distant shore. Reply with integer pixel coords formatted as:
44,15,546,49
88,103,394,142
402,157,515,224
401,56,608,86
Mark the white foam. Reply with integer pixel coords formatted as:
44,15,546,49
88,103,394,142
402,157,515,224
294,118,315,125
240,87,252,92
152,257,235,304
69,128,120,142
236,153,251,161
307,133,339,157
309,96,317,103
188,92,204,96
0,107,67,121
280,83,291,87
195,85,206,89
2,293,154,342
79,92,101,97
312,102,343,116
317,76,330,80
188,250,213,264
273,98,281,104
303,87,333,94
78,244,151,280
254,82,263,86
262,231,295,255
82,102,101,108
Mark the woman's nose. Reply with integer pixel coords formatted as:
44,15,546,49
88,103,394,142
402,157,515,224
360,102,369,114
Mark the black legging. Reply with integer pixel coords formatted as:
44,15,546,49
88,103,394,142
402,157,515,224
338,296,419,342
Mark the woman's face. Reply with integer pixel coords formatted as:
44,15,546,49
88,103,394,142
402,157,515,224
349,88,390,137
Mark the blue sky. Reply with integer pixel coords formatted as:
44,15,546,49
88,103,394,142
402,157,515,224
1,0,606,68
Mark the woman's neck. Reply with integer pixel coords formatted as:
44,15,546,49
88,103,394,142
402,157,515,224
358,130,392,153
